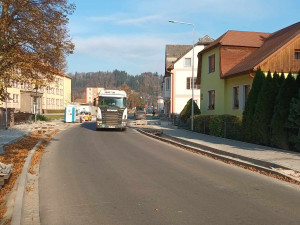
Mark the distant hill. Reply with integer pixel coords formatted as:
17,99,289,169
69,70,163,107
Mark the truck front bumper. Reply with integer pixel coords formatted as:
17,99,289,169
96,120,127,129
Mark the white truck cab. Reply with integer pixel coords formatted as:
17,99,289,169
96,90,127,131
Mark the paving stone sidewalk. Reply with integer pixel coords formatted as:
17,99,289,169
0,120,74,154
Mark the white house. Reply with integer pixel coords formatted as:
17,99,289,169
162,35,214,116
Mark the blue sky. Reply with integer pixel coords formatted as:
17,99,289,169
67,0,300,75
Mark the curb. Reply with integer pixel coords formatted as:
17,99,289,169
11,133,49,225
137,129,300,185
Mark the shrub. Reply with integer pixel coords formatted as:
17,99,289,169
271,72,298,149
194,115,211,134
242,68,265,142
36,115,47,121
180,98,201,122
45,109,65,114
209,116,223,137
287,89,300,152
253,71,279,145
193,114,242,140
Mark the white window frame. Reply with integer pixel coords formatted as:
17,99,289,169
184,58,191,67
166,78,170,91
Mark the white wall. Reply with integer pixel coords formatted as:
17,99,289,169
171,45,203,114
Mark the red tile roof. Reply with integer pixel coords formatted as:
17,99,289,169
202,30,270,53
225,22,300,77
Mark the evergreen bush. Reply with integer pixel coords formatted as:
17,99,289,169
242,68,265,142
253,71,279,145
287,89,300,152
180,98,201,122
209,116,223,137
271,73,298,149
194,115,211,134
37,115,47,121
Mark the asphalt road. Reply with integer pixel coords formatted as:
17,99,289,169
39,122,300,225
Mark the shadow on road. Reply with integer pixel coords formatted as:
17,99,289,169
79,122,125,132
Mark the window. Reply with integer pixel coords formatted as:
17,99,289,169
166,78,170,91
208,90,215,110
240,84,251,110
208,54,215,73
244,85,251,103
186,77,200,89
185,58,191,67
295,49,300,60
233,86,239,109
13,94,19,103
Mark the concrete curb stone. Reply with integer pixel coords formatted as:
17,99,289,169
11,133,49,225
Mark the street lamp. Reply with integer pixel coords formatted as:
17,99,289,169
34,85,38,122
169,20,195,131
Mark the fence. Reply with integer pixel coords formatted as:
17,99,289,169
174,115,243,141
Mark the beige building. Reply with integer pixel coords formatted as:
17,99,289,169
86,87,104,104
0,73,72,113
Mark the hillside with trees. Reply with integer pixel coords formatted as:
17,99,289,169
70,70,163,108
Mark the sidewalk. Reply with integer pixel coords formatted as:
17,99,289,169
148,120,300,179
0,121,73,153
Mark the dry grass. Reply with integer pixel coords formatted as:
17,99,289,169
0,129,59,221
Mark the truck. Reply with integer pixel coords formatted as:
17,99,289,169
96,90,127,131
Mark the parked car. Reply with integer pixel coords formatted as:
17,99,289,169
134,110,146,120
79,111,92,122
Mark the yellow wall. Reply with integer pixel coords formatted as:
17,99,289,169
0,74,71,111
224,74,253,116
63,76,71,106
200,47,226,115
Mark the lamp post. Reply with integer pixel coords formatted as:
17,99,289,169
34,85,38,122
169,20,195,131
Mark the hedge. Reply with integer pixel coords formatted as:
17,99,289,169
189,114,242,141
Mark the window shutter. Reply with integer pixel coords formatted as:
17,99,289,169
187,78,190,89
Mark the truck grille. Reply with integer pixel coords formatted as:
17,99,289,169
101,109,123,126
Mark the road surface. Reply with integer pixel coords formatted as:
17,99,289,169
39,122,300,225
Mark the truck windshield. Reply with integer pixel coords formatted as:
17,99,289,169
98,97,126,108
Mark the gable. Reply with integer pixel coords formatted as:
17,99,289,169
220,46,258,77
225,22,300,77
256,34,300,73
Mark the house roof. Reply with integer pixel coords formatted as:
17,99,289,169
165,45,192,70
225,21,300,77
166,35,214,72
201,30,270,54
60,72,72,79
197,35,215,45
